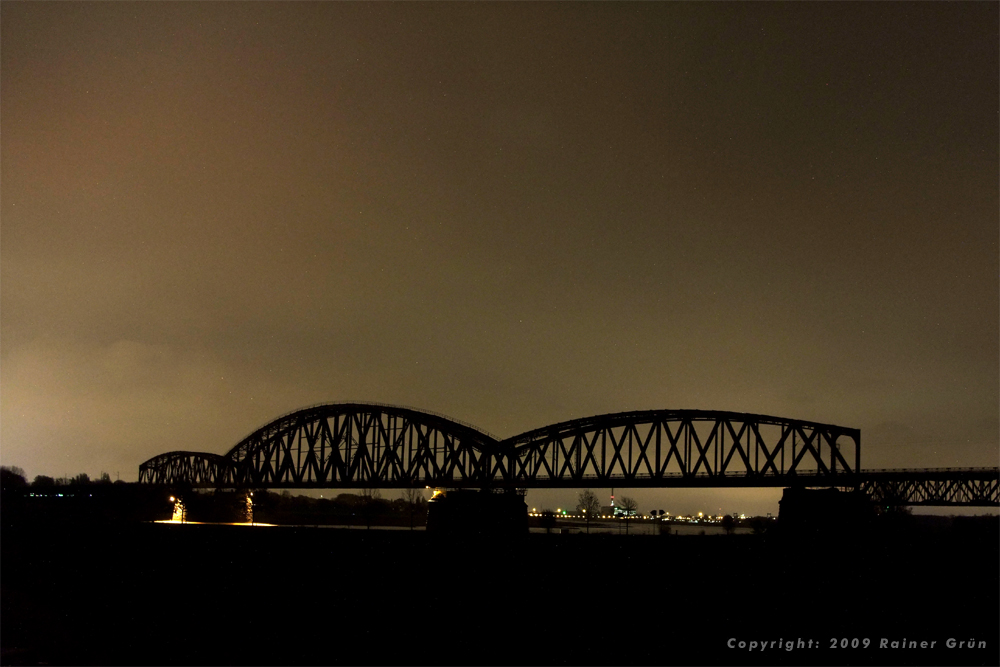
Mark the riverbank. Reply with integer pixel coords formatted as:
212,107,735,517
2,518,996,665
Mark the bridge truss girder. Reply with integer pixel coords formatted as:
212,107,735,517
498,410,860,487
855,470,1000,506
140,403,502,489
136,403,999,507
139,406,867,490
138,451,235,486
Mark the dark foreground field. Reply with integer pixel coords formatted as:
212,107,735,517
2,518,997,666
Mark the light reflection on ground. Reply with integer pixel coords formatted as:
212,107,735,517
153,520,277,526
151,520,423,529
149,520,756,534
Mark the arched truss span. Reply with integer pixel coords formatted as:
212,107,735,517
138,451,236,486
494,410,861,487
220,403,501,488
137,405,1000,505
139,405,864,489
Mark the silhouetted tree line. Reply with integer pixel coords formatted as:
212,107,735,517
252,490,428,527
2,467,432,527
1,466,28,490
1,468,118,491
1,470,177,527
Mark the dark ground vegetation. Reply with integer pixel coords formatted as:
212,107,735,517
1,482,997,666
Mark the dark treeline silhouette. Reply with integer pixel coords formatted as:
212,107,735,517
1,466,429,528
251,489,428,527
0,466,28,489
1,479,168,529
1,467,117,489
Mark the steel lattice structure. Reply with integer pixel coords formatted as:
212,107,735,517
499,409,860,487
140,403,502,489
138,402,1000,506
140,403,860,488
139,451,235,486
854,468,1000,506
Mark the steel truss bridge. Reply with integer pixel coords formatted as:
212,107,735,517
139,402,999,507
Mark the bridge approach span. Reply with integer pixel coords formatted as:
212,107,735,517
853,468,999,506
139,451,236,486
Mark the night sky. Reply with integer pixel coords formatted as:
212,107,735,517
2,2,997,515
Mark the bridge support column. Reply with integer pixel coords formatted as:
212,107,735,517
778,487,874,535
426,488,527,536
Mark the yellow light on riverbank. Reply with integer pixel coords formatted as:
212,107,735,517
153,519,276,526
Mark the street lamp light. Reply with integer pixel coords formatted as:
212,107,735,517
244,491,255,525
170,496,186,523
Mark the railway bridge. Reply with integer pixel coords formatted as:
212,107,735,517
139,402,999,507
